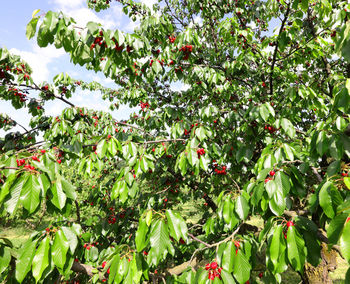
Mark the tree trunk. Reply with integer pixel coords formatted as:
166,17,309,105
303,242,337,284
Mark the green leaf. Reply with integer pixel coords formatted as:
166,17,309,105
166,209,188,242
340,220,350,262
52,229,69,269
0,245,11,275
148,219,174,266
236,146,253,163
316,131,328,156
274,171,290,195
221,242,235,273
344,177,350,190
26,17,39,40
152,60,162,74
0,173,17,205
20,174,41,214
281,118,296,138
259,104,270,121
199,156,209,171
265,180,277,199
268,225,283,271
327,214,348,245
32,236,50,282
135,217,149,252
145,210,152,226
86,21,100,34
4,174,29,215
235,195,249,220
327,160,341,177
61,226,78,254
283,144,294,161
15,239,38,283
346,267,350,283
269,190,285,216
51,178,67,210
61,177,77,200
96,139,108,159
233,249,251,284
221,269,235,284
195,126,206,141
319,181,335,218
287,226,306,272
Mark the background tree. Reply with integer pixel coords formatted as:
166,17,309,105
1,0,350,283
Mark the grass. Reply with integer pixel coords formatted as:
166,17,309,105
0,226,33,248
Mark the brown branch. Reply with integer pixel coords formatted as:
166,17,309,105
284,210,309,217
269,2,291,96
75,200,81,224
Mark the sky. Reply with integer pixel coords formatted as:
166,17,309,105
0,0,158,135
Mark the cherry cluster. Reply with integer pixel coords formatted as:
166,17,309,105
179,45,193,60
91,31,106,49
264,170,275,183
197,148,205,158
8,88,27,102
205,261,222,280
140,101,150,111
214,164,227,175
169,36,176,43
16,159,26,167
264,124,277,134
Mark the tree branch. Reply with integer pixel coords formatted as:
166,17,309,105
269,3,291,96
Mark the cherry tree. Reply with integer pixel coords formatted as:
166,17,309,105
1,0,350,283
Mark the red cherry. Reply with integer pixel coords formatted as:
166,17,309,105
45,228,50,232
102,261,107,268
346,217,350,223
205,263,210,270
210,262,218,270
259,272,263,278
269,170,275,176
286,221,294,228
57,159,62,164
41,149,46,154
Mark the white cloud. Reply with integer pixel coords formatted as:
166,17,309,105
49,0,85,9
141,0,157,8
9,45,65,82
51,0,121,29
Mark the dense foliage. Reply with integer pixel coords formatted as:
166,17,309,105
1,0,350,283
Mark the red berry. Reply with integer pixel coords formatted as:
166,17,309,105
210,262,218,270
346,217,350,223
41,149,46,154
259,272,263,278
269,170,275,176
57,159,62,164
286,221,294,228
45,228,50,232
102,261,107,268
